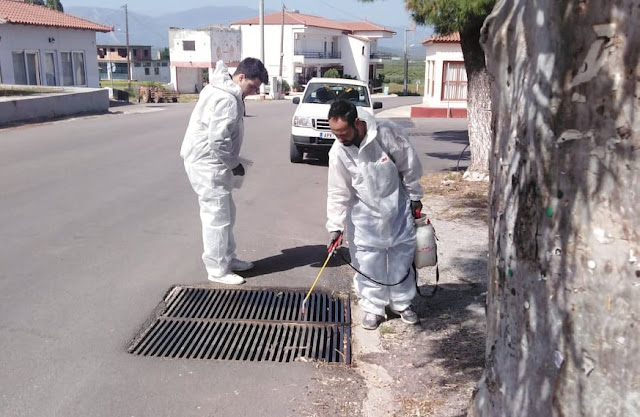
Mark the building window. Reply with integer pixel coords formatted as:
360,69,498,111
144,49,149,57
44,52,57,86
144,68,150,75
441,61,467,101
12,51,41,85
425,60,435,97
60,51,87,86
134,62,142,67
118,48,127,58
154,67,159,75
182,40,196,51
161,62,168,67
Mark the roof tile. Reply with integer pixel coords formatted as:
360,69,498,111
231,11,394,34
421,32,461,44
0,0,113,32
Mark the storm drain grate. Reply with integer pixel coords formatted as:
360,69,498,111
129,287,351,364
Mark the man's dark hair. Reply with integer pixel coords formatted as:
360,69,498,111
328,99,358,127
235,57,269,84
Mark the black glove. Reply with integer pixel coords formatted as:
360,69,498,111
411,200,423,219
232,163,245,176
327,231,343,252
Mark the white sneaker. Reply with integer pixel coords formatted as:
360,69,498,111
229,258,254,272
208,272,246,285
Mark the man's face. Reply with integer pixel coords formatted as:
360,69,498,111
237,75,262,98
329,117,360,147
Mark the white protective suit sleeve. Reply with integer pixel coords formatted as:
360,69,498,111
377,122,424,201
326,150,353,232
208,93,242,170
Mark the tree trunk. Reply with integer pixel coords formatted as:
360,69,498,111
469,1,640,416
460,17,492,176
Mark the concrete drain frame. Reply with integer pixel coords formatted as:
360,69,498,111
128,286,352,364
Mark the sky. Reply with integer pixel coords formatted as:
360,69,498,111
63,0,429,41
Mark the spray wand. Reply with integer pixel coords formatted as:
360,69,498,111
301,234,343,316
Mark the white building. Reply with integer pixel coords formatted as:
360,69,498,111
413,33,468,118
230,10,395,89
0,0,112,88
168,26,241,94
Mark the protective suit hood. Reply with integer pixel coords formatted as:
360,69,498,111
180,60,245,169
209,60,243,102
355,107,378,149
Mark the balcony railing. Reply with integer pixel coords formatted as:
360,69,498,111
370,52,393,60
294,51,342,59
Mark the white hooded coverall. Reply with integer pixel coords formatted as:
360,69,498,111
180,61,245,278
326,110,424,316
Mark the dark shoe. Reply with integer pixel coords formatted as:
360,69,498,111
361,313,383,330
394,308,419,324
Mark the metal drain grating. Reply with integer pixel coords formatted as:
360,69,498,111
129,287,351,364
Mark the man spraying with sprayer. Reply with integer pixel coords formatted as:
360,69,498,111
325,99,424,330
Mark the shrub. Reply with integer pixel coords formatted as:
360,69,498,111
323,68,340,78
280,79,291,93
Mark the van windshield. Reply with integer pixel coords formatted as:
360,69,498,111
302,83,371,107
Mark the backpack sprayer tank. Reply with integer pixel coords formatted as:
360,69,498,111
414,214,437,268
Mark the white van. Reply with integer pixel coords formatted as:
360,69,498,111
290,77,382,163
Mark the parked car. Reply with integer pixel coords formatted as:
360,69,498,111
290,77,382,163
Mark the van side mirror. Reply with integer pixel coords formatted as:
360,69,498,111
373,101,382,109
292,97,300,104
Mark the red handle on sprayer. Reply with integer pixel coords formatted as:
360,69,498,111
328,233,343,253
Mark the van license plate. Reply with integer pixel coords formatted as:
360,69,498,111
320,132,336,139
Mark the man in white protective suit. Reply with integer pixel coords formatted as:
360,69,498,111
326,99,424,330
181,57,268,285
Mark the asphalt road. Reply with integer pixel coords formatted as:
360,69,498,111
0,96,468,417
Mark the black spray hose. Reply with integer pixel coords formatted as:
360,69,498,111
336,249,439,296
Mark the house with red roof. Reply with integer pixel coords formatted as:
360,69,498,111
230,9,395,89
412,33,468,118
0,0,112,88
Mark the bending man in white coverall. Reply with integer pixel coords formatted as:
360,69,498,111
181,58,268,285
326,99,424,329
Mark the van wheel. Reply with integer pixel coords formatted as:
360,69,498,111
290,139,303,163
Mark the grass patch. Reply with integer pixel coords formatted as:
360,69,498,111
393,397,447,417
0,87,60,97
420,171,489,223
379,325,396,335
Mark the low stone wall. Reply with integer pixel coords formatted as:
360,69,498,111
0,85,110,126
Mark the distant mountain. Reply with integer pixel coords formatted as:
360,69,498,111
66,6,260,47
66,5,431,58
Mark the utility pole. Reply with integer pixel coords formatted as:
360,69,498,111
259,0,265,97
279,3,285,78
403,27,409,96
123,4,131,91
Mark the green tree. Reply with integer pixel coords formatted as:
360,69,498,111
25,0,63,11
323,68,340,78
159,47,170,60
46,0,64,12
361,0,495,174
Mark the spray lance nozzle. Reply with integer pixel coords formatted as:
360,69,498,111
301,235,342,317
